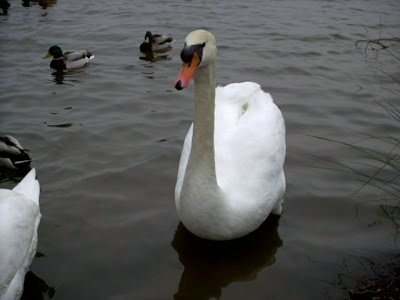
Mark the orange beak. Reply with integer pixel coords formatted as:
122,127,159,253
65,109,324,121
174,52,201,90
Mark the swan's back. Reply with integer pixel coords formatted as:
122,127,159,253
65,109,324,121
214,82,286,213
0,168,41,300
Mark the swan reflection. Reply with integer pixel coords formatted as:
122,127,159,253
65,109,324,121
171,215,283,300
21,271,55,300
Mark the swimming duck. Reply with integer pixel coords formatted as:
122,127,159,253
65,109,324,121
0,135,31,170
140,31,175,53
0,0,10,15
0,168,41,300
173,30,286,240
43,45,95,70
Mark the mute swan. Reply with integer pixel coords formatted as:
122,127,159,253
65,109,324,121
0,168,41,300
140,31,176,53
0,135,31,170
173,30,286,240
43,45,95,70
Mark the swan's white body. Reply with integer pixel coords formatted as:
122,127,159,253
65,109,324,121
0,168,41,300
174,30,286,240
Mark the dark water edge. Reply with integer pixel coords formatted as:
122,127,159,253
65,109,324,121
341,251,400,299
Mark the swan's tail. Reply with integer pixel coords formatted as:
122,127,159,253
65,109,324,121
12,168,40,205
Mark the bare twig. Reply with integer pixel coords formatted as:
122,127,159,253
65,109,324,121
355,36,400,61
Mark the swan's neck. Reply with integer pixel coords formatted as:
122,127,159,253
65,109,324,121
186,61,218,185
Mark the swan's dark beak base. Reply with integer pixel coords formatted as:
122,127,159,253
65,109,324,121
174,52,200,90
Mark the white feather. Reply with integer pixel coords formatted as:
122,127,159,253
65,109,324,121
0,168,41,300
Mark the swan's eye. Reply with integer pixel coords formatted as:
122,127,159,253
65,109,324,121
181,43,205,63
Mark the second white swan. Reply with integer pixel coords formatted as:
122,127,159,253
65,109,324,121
0,168,41,300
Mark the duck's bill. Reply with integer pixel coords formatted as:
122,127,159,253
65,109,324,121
43,52,52,59
174,52,200,90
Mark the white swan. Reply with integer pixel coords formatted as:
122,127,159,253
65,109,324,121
0,168,41,300
173,30,286,240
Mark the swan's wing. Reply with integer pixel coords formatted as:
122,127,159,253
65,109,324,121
175,123,193,208
215,82,286,210
0,190,40,296
13,168,40,205
0,168,40,295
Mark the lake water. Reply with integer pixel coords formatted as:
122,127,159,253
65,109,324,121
1,0,400,299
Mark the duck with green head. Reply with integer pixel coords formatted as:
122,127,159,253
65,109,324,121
43,45,94,70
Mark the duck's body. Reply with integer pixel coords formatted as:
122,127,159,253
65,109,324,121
0,168,41,300
43,45,94,70
0,135,31,170
0,0,10,15
140,31,175,53
174,30,286,240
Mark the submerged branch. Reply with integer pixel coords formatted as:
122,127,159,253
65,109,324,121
356,35,400,61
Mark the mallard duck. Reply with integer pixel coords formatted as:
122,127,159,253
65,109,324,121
140,31,175,53
0,168,41,300
173,30,286,240
43,45,95,70
0,135,31,170
0,0,10,15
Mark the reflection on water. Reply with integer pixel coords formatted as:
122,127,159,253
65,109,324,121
52,70,64,85
140,48,173,63
140,53,172,63
45,122,75,128
22,0,57,9
49,70,88,86
21,271,55,300
171,216,282,300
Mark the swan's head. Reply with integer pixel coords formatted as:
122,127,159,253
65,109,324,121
174,30,217,90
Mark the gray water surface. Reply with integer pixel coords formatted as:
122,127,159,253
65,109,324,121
1,0,400,299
